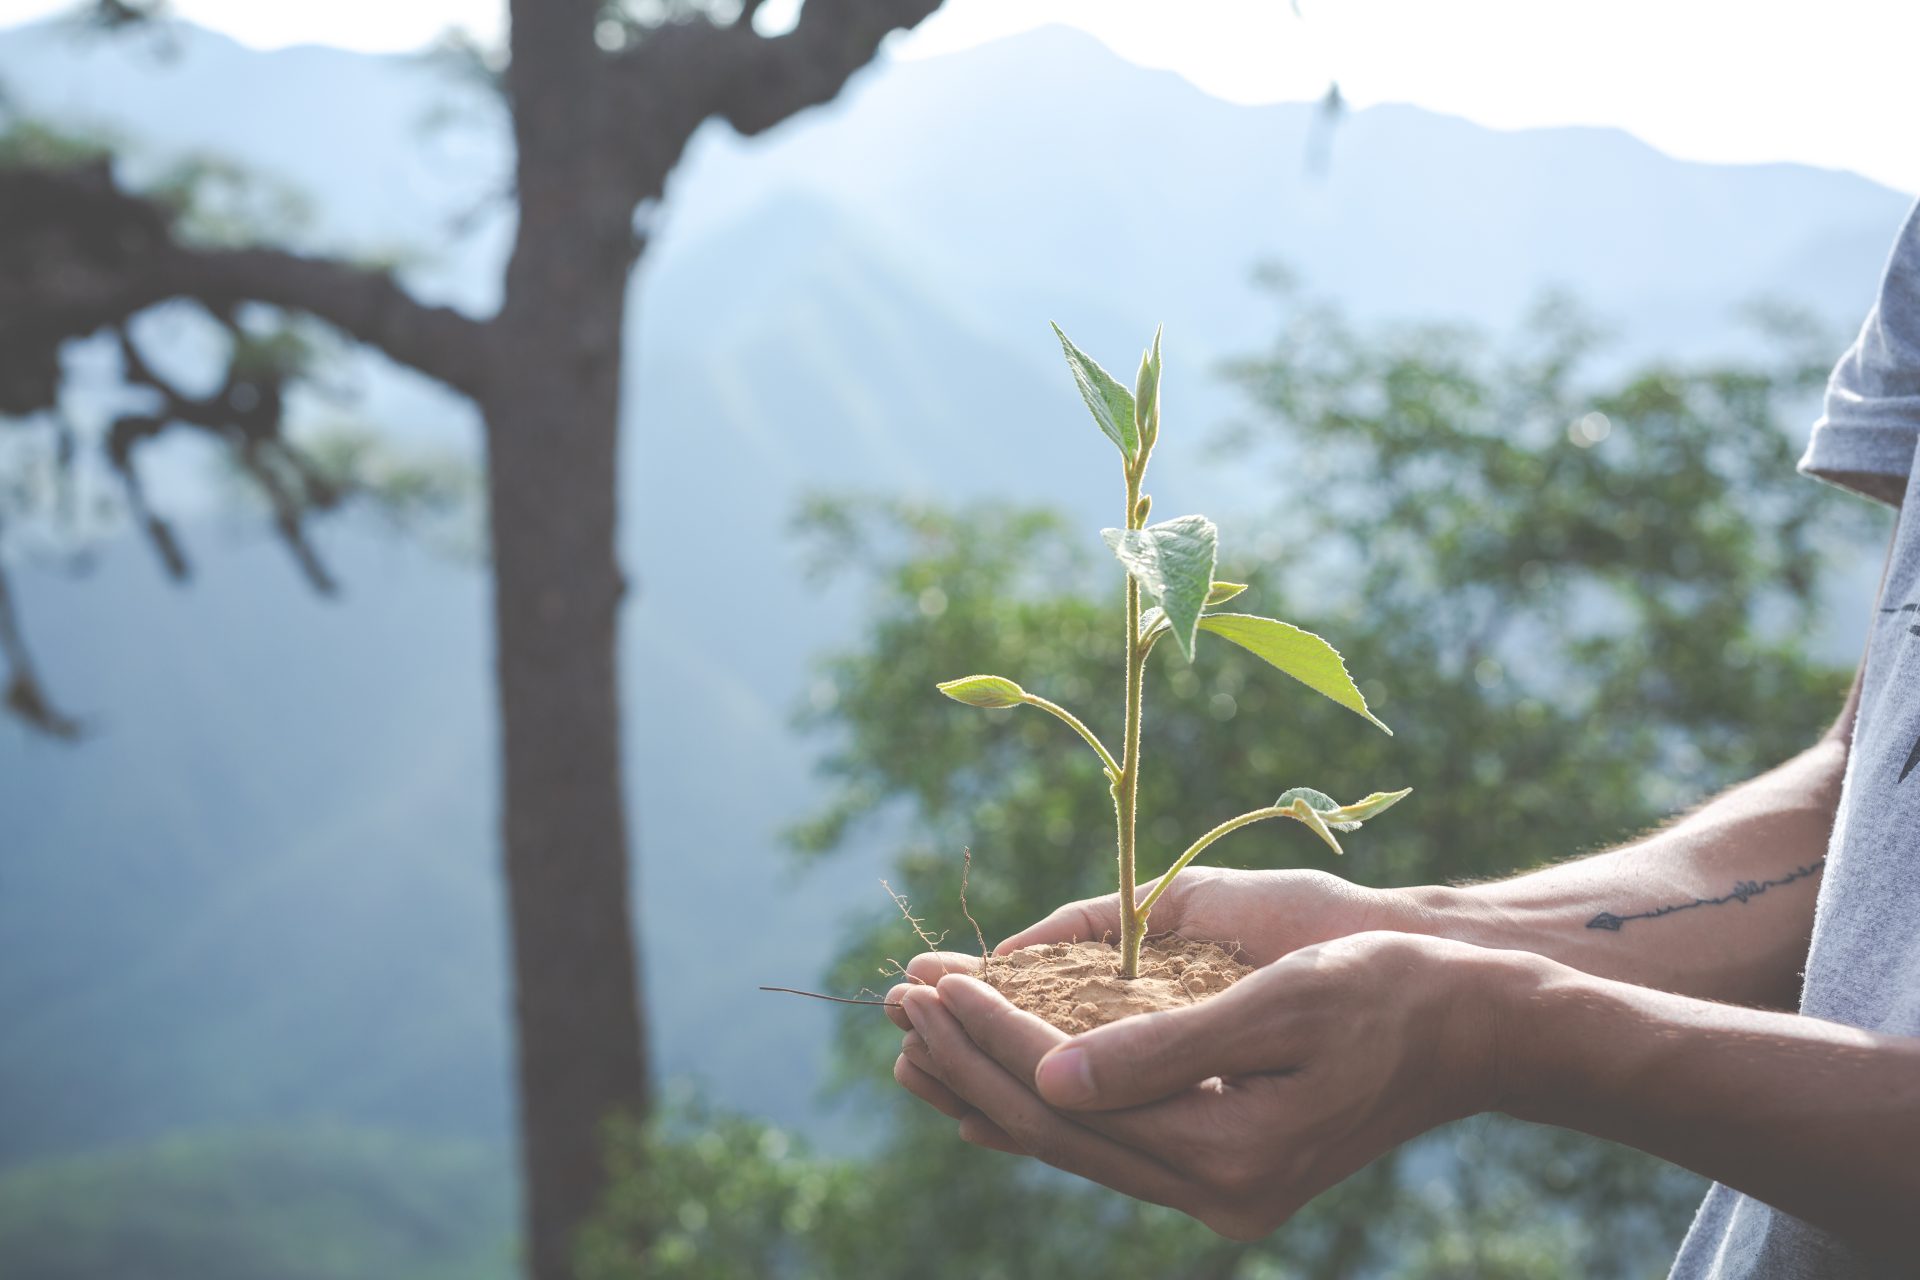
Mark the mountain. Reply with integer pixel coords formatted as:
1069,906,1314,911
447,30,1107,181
0,16,1909,1174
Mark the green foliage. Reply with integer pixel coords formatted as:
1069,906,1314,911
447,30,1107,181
584,1100,1251,1280
1205,580,1248,605
764,284,1877,1278
1277,786,1411,842
1051,321,1140,460
148,152,314,246
0,118,114,169
944,326,1403,974
579,1102,868,1280
936,674,1027,708
1294,786,1413,830
1102,514,1218,660
1134,325,1164,451
296,425,484,556
1198,612,1390,732
0,1129,513,1280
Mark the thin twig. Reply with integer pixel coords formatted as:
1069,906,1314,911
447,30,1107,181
959,846,988,960
759,986,901,1008
882,878,945,952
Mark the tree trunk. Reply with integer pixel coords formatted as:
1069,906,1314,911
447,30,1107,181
485,218,647,1279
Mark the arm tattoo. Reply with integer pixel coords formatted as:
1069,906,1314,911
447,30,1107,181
1585,860,1825,932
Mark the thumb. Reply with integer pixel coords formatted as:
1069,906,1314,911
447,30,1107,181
995,894,1125,955
1033,991,1271,1111
995,879,1170,955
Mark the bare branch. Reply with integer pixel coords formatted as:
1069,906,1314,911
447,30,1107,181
0,164,490,399
109,323,343,593
237,438,340,595
0,525,82,739
164,245,489,395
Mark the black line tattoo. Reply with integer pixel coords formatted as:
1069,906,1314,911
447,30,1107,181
1586,860,1825,932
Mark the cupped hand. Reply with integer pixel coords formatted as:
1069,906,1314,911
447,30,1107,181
883,866,1408,1038
891,930,1528,1241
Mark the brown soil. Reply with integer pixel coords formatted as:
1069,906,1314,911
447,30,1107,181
978,935,1252,1035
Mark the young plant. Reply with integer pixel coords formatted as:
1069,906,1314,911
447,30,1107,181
937,324,1409,980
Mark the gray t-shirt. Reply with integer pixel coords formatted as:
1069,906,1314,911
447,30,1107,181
1670,200,1920,1278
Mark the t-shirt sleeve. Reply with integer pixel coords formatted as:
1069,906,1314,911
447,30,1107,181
1800,199,1920,507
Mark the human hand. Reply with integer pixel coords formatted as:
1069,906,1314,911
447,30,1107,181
891,930,1531,1240
883,866,1413,1037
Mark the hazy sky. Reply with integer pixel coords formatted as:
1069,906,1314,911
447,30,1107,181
3,0,1915,194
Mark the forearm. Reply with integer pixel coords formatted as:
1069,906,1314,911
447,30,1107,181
1394,736,1844,1007
1497,952,1920,1255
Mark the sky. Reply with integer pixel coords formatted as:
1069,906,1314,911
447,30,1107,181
2,0,1915,195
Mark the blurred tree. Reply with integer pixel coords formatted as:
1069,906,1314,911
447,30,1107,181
0,2,942,1277
586,284,1878,1277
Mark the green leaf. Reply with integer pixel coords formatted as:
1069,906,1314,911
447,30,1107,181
936,675,1027,709
1328,788,1413,824
1274,786,1412,833
1275,786,1360,832
1205,581,1247,606
1051,322,1138,460
1101,515,1218,661
1197,613,1391,733
1139,582,1245,647
1286,796,1346,855
1134,325,1163,452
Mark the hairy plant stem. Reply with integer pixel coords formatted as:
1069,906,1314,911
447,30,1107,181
1138,805,1291,917
1117,463,1149,978
1021,693,1120,780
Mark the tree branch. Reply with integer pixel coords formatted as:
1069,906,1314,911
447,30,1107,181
0,524,81,740
111,323,342,594
162,245,489,396
715,0,944,137
0,163,490,400
603,0,943,199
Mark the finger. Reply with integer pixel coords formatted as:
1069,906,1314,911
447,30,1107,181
903,951,984,987
893,1050,971,1121
1033,980,1278,1112
899,1029,942,1082
898,987,1195,1212
937,974,1208,1154
935,973,1068,1076
995,876,1189,954
884,984,916,1032
995,894,1127,954
957,1111,1024,1155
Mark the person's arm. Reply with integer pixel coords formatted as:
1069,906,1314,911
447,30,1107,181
1400,713,1849,1010
892,931,1920,1254
961,659,1861,1014
1502,951,1920,1253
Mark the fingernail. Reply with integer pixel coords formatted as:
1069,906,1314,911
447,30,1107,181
1036,1046,1094,1106
900,991,926,1032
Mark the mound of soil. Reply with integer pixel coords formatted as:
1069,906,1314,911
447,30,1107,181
979,935,1251,1035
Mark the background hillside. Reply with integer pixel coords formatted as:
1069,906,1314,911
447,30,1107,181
0,6,1908,1214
